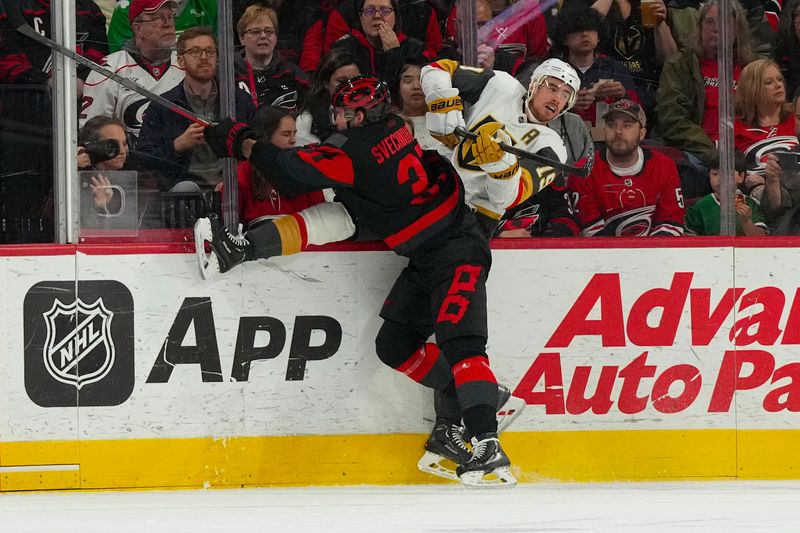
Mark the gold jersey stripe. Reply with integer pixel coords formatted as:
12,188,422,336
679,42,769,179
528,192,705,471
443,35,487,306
274,215,304,256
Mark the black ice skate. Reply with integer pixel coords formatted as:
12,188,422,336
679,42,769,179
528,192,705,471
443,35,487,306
456,433,516,488
417,419,471,481
463,384,526,442
194,214,253,279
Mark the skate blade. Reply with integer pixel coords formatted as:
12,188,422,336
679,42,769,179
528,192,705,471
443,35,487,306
193,217,216,280
417,451,460,481
459,466,517,489
497,395,526,434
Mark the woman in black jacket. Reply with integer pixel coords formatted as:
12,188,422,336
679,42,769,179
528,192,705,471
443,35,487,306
331,0,425,91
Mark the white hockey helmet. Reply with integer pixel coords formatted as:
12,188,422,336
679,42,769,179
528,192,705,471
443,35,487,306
526,58,581,122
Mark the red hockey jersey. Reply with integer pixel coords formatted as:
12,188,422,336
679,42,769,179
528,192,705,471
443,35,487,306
570,148,685,237
734,114,798,175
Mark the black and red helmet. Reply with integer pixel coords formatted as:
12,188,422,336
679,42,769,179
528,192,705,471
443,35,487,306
331,74,391,124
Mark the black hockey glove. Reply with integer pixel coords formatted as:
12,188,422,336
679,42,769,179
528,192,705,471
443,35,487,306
204,118,254,160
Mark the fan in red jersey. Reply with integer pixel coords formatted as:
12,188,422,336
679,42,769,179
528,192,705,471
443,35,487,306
734,59,799,203
570,98,686,237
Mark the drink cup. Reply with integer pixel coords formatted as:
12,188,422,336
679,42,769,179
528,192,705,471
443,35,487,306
640,0,658,29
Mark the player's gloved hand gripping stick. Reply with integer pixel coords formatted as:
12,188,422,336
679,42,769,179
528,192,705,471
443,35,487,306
455,127,591,177
9,6,212,128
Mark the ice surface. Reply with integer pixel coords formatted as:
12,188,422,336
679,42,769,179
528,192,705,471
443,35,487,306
1,481,799,532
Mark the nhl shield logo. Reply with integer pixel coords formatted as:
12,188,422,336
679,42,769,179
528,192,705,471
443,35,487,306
42,297,115,390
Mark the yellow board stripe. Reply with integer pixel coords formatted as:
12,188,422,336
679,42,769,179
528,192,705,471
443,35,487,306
3,430,800,491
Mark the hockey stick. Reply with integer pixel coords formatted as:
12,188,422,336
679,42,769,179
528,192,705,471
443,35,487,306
454,127,591,177
8,7,212,127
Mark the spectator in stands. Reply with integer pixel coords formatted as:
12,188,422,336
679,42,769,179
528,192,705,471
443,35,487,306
477,0,550,74
551,5,637,132
324,0,446,61
107,0,217,53
78,116,129,172
569,98,685,236
573,0,678,129
137,26,255,192
474,0,497,69
237,106,326,228
760,89,800,233
775,0,800,102
81,0,185,141
734,58,798,202
658,0,754,197
295,49,360,145
395,62,445,150
329,0,426,90
685,151,768,235
77,116,130,213
666,0,773,55
234,5,310,111
0,0,107,93
430,0,495,69
270,0,326,73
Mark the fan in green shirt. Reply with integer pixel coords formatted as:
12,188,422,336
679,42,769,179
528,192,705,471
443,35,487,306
685,152,768,236
107,0,217,53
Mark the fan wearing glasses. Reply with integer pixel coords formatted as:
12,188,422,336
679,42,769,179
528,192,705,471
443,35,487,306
331,0,426,91
80,0,186,142
137,26,255,193
234,5,310,111
107,0,217,53
323,0,448,62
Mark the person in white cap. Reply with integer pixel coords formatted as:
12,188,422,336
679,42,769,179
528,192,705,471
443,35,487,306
80,0,185,142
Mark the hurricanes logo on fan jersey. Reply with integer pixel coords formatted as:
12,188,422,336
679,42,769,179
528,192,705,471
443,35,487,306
743,136,799,173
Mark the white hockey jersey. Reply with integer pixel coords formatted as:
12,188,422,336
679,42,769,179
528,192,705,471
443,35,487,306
80,48,185,140
420,61,568,220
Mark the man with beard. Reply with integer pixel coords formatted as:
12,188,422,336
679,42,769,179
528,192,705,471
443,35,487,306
569,98,685,237
137,26,255,192
81,0,186,142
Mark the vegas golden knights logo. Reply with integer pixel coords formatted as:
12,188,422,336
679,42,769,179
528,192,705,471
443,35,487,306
456,116,516,171
614,27,644,61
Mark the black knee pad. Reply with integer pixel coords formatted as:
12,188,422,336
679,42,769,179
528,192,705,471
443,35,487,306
439,335,487,367
375,320,428,369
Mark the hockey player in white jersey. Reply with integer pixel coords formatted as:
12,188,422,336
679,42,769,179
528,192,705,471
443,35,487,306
80,0,185,141
420,57,576,233
416,59,583,482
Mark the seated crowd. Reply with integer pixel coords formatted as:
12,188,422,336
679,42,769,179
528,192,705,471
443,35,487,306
3,0,800,238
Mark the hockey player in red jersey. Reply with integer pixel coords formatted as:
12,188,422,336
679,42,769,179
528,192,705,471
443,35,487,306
570,98,685,236
199,75,517,488
195,61,584,482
